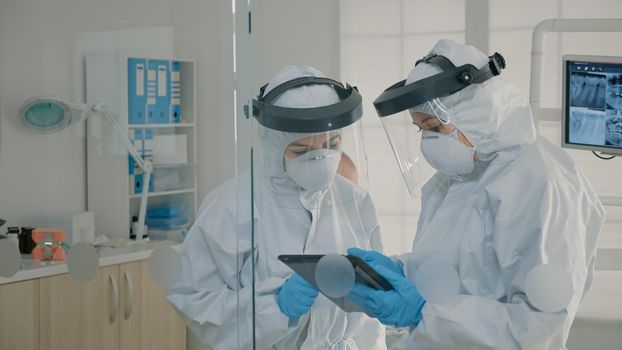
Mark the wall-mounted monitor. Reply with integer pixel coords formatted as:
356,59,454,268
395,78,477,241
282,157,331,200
562,54,622,155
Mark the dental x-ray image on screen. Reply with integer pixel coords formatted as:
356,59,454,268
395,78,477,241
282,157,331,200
570,72,606,110
564,55,622,154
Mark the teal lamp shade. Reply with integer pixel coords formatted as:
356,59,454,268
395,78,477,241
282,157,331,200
19,98,73,133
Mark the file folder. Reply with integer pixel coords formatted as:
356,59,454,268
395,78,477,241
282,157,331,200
128,58,147,124
147,60,170,124
171,61,182,123
128,130,143,175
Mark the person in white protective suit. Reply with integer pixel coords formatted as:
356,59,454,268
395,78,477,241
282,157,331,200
168,65,388,350
345,39,606,349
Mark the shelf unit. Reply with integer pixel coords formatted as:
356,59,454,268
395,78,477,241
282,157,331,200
129,188,196,199
128,123,195,129
85,54,197,238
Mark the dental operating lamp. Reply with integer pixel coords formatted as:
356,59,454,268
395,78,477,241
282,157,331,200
18,97,152,239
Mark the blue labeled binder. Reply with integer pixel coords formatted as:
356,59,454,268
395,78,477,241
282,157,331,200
128,130,143,175
147,60,170,124
143,129,154,158
149,172,154,192
128,58,147,124
170,61,181,123
133,173,143,194
132,171,153,194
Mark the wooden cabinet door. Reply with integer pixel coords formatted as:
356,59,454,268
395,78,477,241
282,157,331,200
0,279,39,350
39,266,120,350
119,260,185,350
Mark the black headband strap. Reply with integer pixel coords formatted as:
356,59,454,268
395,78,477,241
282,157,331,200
260,77,348,104
373,52,506,117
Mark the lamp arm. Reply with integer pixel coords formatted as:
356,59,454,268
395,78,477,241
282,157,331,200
92,104,152,239
93,106,149,172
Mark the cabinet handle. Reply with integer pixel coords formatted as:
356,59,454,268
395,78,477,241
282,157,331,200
124,271,134,320
109,274,119,324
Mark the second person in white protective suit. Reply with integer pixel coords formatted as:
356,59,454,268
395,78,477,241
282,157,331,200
168,65,387,349
346,39,606,349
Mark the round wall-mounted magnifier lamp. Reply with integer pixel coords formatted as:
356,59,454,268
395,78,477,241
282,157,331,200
19,97,89,133
18,97,152,239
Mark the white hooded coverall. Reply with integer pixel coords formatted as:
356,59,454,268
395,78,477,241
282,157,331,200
168,65,387,350
402,40,605,349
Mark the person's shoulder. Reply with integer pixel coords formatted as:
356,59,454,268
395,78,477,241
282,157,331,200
515,139,582,184
195,172,253,229
486,139,592,202
331,175,380,231
197,178,237,213
332,175,374,205
422,172,451,195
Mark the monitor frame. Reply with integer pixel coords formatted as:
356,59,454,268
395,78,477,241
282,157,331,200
562,54,622,156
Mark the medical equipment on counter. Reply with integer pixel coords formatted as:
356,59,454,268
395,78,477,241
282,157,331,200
145,203,188,242
18,227,36,254
147,203,185,218
33,212,95,245
18,98,152,238
562,54,622,157
5,227,19,247
145,216,189,229
31,227,66,260
130,216,148,240
147,225,189,242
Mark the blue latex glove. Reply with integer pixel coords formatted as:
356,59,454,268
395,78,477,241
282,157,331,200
348,264,426,328
346,248,404,276
276,273,319,319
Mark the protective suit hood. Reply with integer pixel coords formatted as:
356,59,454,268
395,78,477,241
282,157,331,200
396,39,605,349
258,65,341,196
407,39,537,162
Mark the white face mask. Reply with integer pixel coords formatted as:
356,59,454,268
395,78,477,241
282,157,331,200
420,130,475,176
285,149,341,191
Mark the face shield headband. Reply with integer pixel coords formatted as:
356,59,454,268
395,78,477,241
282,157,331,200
373,52,506,118
244,77,363,132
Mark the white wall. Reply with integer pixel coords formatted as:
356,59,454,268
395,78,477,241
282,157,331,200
0,0,233,228
0,0,170,226
251,0,340,84
172,0,235,200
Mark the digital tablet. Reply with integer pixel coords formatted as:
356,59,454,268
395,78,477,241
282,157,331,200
278,254,394,313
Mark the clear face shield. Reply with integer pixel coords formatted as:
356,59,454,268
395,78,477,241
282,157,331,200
282,128,366,191
374,53,505,196
381,98,475,196
256,122,369,208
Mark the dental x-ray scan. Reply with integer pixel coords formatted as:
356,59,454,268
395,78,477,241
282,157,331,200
564,56,622,153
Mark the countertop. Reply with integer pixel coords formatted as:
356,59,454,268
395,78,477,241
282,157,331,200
0,240,180,285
